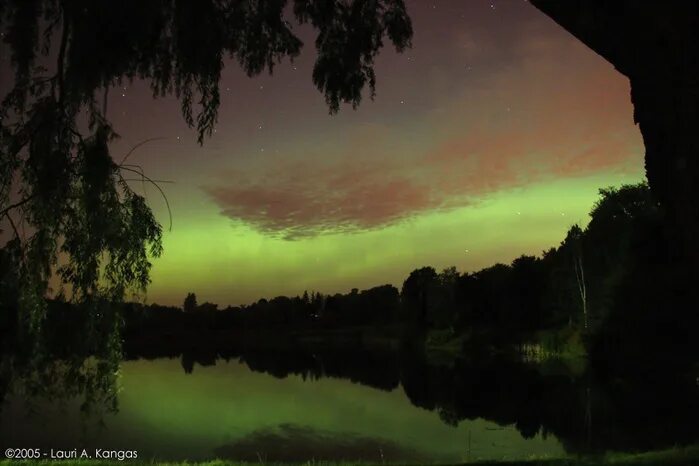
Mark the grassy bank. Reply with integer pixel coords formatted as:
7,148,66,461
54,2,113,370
3,445,699,466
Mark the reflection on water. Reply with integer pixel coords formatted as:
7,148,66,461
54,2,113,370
2,357,563,462
2,347,698,462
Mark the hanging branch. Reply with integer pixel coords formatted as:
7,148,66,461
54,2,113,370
119,137,167,166
0,195,35,217
117,166,173,231
122,178,174,184
3,211,20,240
55,6,70,105
102,85,109,117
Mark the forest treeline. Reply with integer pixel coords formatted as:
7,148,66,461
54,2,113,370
113,182,696,372
22,182,699,373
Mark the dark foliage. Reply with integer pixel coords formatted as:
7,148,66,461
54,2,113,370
0,0,412,339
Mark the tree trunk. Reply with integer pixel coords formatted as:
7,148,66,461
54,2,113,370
632,78,699,267
531,0,699,269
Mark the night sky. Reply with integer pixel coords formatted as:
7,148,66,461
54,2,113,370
47,0,645,306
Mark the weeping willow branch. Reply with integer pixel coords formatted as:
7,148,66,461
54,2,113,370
55,6,69,104
117,166,173,231
122,178,174,184
119,137,167,166
102,85,109,117
0,195,35,217
3,211,20,240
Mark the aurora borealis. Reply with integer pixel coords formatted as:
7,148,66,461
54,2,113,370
101,0,643,306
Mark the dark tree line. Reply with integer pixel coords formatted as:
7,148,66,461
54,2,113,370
117,182,696,373
4,182,690,388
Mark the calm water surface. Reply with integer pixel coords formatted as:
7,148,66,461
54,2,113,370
2,357,564,462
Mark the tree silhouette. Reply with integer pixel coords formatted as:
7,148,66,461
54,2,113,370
0,0,413,330
183,292,197,313
401,266,438,326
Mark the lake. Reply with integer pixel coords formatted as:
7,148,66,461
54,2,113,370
1,348,697,462
1,356,565,462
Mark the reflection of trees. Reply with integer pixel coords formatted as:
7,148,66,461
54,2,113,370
239,349,401,391
2,357,120,416
402,354,698,454
166,345,699,456
0,299,121,420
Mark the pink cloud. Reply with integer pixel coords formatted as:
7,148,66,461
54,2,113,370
204,161,439,239
204,24,643,239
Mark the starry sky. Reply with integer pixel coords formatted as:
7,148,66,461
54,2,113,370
34,0,649,306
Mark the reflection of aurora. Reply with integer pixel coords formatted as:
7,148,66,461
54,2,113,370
3,349,698,462
1,357,564,462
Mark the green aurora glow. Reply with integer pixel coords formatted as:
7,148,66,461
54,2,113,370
146,171,643,306
94,0,646,306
